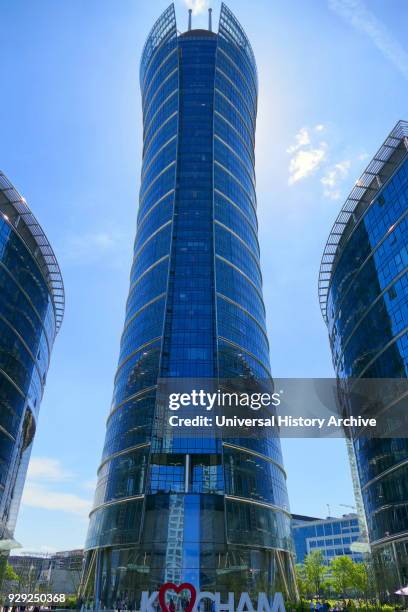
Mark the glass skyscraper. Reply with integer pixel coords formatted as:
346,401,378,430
319,121,408,593
0,171,64,573
82,3,296,607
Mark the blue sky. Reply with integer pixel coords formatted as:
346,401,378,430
1,0,407,552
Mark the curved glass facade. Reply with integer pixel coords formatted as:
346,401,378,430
83,4,296,606
319,121,408,593
0,171,64,569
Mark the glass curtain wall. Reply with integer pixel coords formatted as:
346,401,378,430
82,5,296,606
0,171,64,579
319,121,408,594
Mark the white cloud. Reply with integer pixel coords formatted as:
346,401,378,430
288,147,327,185
24,457,92,518
286,125,362,198
183,0,209,15
27,458,73,482
329,0,408,80
321,159,351,199
22,483,91,517
286,127,310,154
287,126,328,185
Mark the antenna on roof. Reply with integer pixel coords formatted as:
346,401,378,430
208,8,213,31
188,9,192,31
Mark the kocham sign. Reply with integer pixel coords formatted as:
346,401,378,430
133,582,286,611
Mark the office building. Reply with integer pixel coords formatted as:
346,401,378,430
319,121,408,592
42,549,84,595
6,553,50,591
82,4,296,606
7,549,83,596
292,514,363,565
0,171,64,576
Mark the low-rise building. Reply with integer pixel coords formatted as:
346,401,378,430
7,549,83,595
292,513,364,565
41,549,83,595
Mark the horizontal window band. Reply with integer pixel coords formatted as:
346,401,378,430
215,248,262,289
214,219,261,274
137,190,175,228
370,529,408,549
0,260,53,355
352,386,408,443
0,422,16,443
141,136,177,184
0,312,48,386
130,249,171,286
0,367,25,399
225,495,291,518
217,46,258,102
143,112,178,161
216,66,256,134
122,293,166,336
218,335,271,377
89,494,289,521
142,47,178,102
114,337,162,383
217,292,268,346
141,30,177,90
133,220,172,261
214,187,258,234
325,152,408,306
215,255,263,303
127,256,170,307
107,385,158,423
0,215,61,338
222,442,286,478
217,49,257,122
329,208,408,327
362,454,408,492
97,442,151,475
216,280,265,320
350,324,408,381
214,111,255,169
214,133,255,189
89,494,145,518
143,90,178,145
334,264,408,367
139,161,176,207
142,68,178,129
215,88,255,151
214,160,257,216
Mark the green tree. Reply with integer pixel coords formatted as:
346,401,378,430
295,563,309,599
330,555,355,596
4,563,19,582
304,550,327,596
351,560,377,604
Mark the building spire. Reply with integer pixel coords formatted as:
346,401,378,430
208,8,212,31
188,8,192,31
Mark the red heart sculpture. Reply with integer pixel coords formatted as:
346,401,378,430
158,582,197,612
